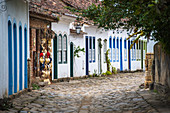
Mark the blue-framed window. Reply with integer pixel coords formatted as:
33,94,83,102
124,38,127,61
87,36,95,63
89,37,92,63
13,22,17,93
109,36,112,62
93,37,95,62
19,24,23,91
131,40,134,61
134,43,136,61
116,37,119,62
113,37,116,62
24,26,27,88
8,20,13,95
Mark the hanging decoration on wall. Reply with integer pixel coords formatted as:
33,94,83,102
39,28,55,82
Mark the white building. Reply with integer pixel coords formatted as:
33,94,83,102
0,0,29,98
51,15,148,79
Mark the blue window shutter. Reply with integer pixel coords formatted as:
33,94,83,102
93,37,95,62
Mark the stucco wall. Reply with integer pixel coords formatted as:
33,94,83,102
153,43,170,94
0,0,29,98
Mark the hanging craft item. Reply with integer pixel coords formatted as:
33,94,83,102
39,29,54,82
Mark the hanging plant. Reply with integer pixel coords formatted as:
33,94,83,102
106,49,111,71
98,38,102,48
74,46,85,58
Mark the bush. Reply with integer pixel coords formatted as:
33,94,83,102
101,73,107,76
112,67,117,74
32,83,40,90
106,71,112,75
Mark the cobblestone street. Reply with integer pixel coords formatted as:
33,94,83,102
1,72,169,113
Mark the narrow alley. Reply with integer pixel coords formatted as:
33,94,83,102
1,72,166,113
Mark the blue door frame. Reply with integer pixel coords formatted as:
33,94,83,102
120,38,123,71
24,27,27,88
13,23,17,93
128,40,131,70
19,26,22,91
85,36,89,75
8,20,13,95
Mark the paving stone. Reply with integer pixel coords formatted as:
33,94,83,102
4,72,166,112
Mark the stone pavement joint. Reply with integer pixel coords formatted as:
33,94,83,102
1,72,168,113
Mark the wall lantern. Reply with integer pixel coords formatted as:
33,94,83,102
75,23,81,34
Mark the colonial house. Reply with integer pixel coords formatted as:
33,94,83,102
29,0,149,81
0,0,29,98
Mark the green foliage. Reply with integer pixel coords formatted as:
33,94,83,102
106,49,111,71
68,0,170,54
102,73,107,76
93,69,97,77
32,84,40,90
74,46,85,58
98,38,103,48
112,67,117,74
106,71,112,75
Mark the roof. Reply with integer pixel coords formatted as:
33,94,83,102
29,0,100,19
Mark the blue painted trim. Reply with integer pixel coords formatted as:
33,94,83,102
109,36,112,62
134,43,136,61
19,24,22,91
128,40,131,70
13,21,17,93
89,36,92,63
117,37,119,62
93,37,95,62
124,38,127,61
8,19,13,95
85,36,89,75
24,26,27,89
120,38,123,71
113,37,116,62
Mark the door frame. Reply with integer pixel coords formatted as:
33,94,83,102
70,42,74,77
128,40,131,70
85,36,89,75
120,38,123,71
53,35,58,79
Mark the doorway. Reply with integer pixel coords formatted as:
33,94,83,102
70,42,74,77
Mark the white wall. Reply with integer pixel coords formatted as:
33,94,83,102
0,0,29,98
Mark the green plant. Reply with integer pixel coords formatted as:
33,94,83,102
106,49,111,71
98,39,102,48
93,69,97,77
74,46,85,58
102,73,107,76
106,71,112,75
112,66,117,74
68,0,170,54
153,89,158,93
32,83,40,90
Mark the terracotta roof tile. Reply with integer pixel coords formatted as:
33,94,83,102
29,0,100,18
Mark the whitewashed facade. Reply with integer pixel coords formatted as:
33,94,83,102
51,15,149,79
0,0,29,98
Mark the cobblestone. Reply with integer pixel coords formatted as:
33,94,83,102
0,72,165,113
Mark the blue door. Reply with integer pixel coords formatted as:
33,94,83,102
19,26,22,91
8,20,13,95
120,38,123,71
128,40,131,70
24,28,27,88
85,36,89,75
13,23,17,93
